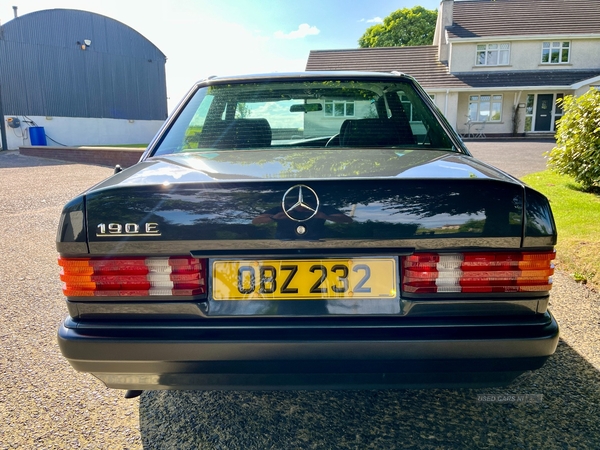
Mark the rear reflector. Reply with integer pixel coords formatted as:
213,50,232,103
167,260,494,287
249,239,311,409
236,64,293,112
402,251,555,294
59,256,206,297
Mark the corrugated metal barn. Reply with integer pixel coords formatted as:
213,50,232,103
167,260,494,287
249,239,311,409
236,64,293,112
0,9,168,149
0,8,167,149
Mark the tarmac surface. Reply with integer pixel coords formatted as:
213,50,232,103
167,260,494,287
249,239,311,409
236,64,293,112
465,139,554,178
2,142,600,449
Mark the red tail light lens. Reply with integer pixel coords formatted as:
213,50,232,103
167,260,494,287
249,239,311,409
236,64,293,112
402,251,555,294
59,256,206,298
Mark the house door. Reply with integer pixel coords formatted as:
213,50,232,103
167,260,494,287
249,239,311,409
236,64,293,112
535,94,554,131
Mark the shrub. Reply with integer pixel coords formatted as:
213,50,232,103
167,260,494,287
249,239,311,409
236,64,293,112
547,88,600,191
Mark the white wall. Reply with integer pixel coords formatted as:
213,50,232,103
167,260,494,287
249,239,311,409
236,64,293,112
575,84,599,96
2,116,164,150
450,38,600,73
429,91,460,132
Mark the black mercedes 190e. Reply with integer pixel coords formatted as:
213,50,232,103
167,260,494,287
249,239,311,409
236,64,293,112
57,72,558,391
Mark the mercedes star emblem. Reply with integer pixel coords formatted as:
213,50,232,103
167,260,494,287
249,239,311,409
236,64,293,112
282,185,320,222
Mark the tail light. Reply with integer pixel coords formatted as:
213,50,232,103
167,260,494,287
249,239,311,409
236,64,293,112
59,256,206,298
402,251,555,294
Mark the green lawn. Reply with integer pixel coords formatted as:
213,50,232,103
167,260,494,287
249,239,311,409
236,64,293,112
522,170,600,288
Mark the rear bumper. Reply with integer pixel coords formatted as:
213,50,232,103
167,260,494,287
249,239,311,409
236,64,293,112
58,313,559,390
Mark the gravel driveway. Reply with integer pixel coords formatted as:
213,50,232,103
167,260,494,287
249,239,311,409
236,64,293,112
2,146,599,449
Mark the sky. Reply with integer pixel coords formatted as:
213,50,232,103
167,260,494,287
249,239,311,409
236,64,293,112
1,0,442,111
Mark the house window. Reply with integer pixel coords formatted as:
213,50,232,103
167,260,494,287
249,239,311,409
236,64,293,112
400,94,426,122
468,95,503,122
476,43,510,66
541,42,570,64
324,100,354,117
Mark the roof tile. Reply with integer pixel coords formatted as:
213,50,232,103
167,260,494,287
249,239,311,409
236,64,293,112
306,46,469,88
306,47,600,89
448,0,600,39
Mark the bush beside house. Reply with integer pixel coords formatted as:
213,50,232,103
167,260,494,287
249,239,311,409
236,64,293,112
548,88,600,191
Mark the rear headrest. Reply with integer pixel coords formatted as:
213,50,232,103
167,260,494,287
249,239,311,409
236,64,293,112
339,118,416,147
198,119,272,149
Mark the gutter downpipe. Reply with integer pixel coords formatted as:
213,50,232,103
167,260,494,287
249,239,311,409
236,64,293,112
444,90,450,116
0,84,8,151
444,89,450,128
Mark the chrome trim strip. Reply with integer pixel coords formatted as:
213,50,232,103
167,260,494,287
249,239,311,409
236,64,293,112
88,237,523,254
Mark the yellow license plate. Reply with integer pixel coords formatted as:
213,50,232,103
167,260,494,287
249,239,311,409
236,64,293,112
212,258,397,300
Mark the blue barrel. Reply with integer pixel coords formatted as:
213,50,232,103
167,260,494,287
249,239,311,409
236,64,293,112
30,127,47,146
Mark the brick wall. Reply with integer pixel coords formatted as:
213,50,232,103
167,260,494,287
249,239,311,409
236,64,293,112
19,146,145,168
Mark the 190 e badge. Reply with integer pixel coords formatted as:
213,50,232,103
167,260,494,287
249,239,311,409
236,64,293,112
96,222,161,237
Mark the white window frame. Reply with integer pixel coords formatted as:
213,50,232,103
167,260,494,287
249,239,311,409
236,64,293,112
324,100,355,118
476,43,510,66
524,94,535,132
541,41,570,64
468,94,503,122
400,94,422,122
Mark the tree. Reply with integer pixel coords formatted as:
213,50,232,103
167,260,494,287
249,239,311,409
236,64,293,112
358,6,438,48
547,88,600,191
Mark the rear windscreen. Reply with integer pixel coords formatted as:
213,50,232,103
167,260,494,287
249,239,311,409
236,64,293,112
152,78,456,156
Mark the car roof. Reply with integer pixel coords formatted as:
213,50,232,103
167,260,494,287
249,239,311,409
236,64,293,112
195,71,417,86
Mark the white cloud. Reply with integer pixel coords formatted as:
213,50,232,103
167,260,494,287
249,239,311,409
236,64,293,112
274,23,320,40
367,17,384,23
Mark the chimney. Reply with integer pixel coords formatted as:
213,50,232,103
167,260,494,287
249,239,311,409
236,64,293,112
433,0,454,64
13,6,18,18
